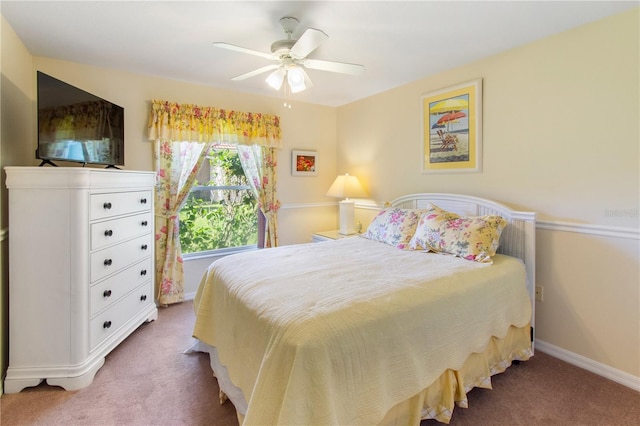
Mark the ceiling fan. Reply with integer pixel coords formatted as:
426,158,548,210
214,16,365,93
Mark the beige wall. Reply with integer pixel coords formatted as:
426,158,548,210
338,9,639,379
1,15,35,396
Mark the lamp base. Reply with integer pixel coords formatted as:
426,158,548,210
338,200,356,235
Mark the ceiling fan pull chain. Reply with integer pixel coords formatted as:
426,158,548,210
283,79,292,109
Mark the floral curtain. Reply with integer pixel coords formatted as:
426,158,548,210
148,100,282,306
237,145,281,247
153,141,213,305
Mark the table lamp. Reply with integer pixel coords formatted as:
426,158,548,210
326,174,368,235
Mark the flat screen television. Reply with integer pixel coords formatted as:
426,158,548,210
36,71,124,167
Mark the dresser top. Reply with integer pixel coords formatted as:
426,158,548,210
5,166,156,189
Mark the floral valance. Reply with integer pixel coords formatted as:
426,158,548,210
147,100,282,148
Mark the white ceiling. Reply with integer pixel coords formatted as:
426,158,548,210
2,1,637,107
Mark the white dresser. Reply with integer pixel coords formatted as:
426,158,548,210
4,167,158,393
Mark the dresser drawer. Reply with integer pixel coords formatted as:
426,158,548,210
90,190,152,221
90,281,154,350
90,258,152,316
91,234,152,283
91,212,153,250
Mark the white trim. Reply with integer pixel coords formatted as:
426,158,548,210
280,200,379,210
182,245,256,261
184,291,196,301
535,339,640,392
279,202,639,240
280,202,335,210
537,220,639,240
354,200,381,211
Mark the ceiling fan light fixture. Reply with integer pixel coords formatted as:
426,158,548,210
287,66,307,93
265,67,286,90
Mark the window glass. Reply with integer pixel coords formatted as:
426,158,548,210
179,145,258,255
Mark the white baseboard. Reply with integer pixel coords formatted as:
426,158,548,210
535,339,640,392
183,291,196,302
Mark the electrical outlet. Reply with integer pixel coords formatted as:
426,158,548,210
535,285,544,302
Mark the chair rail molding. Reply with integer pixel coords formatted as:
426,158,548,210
278,203,639,239
537,220,639,240
281,199,378,210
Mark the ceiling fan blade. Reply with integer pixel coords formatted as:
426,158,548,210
231,64,280,81
290,28,328,59
300,67,314,90
213,42,276,60
302,58,365,76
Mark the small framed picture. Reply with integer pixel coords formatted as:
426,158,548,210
291,150,318,176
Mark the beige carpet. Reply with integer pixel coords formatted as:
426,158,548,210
1,301,638,425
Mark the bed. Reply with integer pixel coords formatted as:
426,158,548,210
189,193,536,425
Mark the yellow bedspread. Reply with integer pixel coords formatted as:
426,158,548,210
193,237,532,425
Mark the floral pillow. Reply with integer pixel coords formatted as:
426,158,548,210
362,208,422,249
407,203,456,251
409,204,508,263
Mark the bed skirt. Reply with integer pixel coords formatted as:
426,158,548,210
186,324,532,425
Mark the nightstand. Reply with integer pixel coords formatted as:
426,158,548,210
311,230,360,242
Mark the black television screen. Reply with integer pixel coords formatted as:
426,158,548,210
37,71,124,167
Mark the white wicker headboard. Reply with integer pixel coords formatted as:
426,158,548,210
390,193,536,337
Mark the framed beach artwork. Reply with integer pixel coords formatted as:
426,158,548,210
421,79,482,173
291,150,318,176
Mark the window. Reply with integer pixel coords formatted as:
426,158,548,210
179,144,258,256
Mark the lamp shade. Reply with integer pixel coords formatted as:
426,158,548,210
326,174,368,199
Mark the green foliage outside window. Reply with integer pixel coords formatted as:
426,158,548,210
179,148,258,254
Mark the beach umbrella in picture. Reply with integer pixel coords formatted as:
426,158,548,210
437,111,466,132
430,97,468,115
